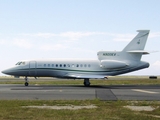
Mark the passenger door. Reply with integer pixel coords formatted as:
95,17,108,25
29,61,37,76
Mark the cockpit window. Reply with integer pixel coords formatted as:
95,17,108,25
15,61,25,65
18,62,22,65
15,62,20,65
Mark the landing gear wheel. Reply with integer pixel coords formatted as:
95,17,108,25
25,82,29,86
24,76,29,86
84,79,90,87
84,82,90,87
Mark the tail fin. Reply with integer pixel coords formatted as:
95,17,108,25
122,30,150,51
97,30,150,61
122,30,150,61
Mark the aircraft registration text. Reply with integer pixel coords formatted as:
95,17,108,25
103,53,116,56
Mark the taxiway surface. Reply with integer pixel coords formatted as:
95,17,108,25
0,84,160,100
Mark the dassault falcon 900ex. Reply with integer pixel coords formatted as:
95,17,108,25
2,30,151,86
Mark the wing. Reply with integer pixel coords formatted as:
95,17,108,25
65,73,107,79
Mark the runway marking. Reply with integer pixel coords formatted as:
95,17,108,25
132,89,159,94
22,105,97,110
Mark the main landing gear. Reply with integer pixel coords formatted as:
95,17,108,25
24,77,91,87
84,78,90,87
24,76,29,86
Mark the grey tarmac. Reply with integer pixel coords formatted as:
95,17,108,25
1,84,160,100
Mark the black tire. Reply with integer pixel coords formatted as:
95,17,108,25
84,82,90,87
25,82,29,86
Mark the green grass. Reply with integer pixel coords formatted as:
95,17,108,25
0,100,160,120
0,76,160,85
0,76,160,119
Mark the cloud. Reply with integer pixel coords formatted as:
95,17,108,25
152,61,160,66
32,33,57,38
149,32,160,38
21,31,160,43
112,34,134,42
2,31,160,51
0,40,6,45
59,32,105,40
40,44,67,51
12,39,33,49
111,31,160,42
0,38,33,49
22,32,106,40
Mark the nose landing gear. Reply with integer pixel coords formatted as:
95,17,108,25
24,76,29,86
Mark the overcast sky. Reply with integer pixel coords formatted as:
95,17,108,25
0,0,160,76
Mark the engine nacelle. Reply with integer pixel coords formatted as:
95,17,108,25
100,60,128,69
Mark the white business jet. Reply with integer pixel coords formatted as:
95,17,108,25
2,30,150,86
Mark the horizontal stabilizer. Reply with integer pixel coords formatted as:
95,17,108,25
127,50,150,55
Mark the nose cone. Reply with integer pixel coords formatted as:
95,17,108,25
1,67,17,75
1,69,10,75
2,67,22,77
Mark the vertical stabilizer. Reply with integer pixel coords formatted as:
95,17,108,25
122,30,150,52
97,30,150,62
122,30,150,61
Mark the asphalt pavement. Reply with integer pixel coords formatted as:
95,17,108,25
0,84,160,100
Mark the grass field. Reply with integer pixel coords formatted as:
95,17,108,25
0,76,160,120
0,76,159,85
0,100,160,120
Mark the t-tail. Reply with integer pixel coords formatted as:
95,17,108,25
122,30,150,61
97,30,150,70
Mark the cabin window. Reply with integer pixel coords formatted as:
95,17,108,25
56,64,58,67
80,64,83,67
76,64,79,67
48,64,50,67
60,64,62,67
67,64,70,67
72,64,74,67
64,64,66,67
84,64,87,67
52,64,54,67
88,64,91,67
44,64,46,67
